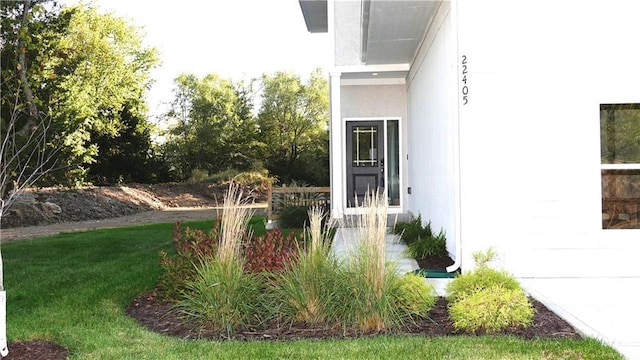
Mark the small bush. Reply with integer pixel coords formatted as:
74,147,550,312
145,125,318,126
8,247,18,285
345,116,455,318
179,260,265,337
279,205,311,229
233,169,273,188
394,215,447,258
446,248,534,334
445,266,522,303
393,274,437,317
392,214,431,246
276,182,327,229
267,207,340,325
187,168,210,183
339,190,408,332
244,228,301,274
448,286,534,334
158,221,221,300
405,228,447,258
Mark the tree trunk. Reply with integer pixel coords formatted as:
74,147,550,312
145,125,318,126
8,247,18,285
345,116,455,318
16,0,39,135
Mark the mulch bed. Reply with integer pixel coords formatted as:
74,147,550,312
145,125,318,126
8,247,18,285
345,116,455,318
4,340,69,360
416,255,455,272
126,291,581,341
6,255,579,359
125,253,580,342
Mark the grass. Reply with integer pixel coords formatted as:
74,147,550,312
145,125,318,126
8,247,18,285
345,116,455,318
1,220,624,359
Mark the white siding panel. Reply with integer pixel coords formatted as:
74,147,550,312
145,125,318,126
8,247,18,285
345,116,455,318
457,0,640,276
406,10,458,258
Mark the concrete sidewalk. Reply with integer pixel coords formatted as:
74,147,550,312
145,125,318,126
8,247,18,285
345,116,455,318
522,278,640,360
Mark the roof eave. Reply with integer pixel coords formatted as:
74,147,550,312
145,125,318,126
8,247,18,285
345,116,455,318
299,0,328,33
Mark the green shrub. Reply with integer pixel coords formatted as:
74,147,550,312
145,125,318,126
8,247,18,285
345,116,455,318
178,259,265,337
393,273,437,317
269,242,342,325
337,191,416,333
279,205,311,229
158,221,221,300
404,228,447,258
276,182,327,229
446,248,534,334
232,169,273,188
187,168,210,183
445,266,522,303
448,285,534,334
267,207,341,325
392,214,431,245
394,215,447,258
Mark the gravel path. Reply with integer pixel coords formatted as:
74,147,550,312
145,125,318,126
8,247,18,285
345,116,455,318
0,204,267,242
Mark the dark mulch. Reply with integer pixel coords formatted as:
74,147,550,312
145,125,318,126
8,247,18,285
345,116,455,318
4,340,69,360
9,255,579,359
126,291,581,341
416,255,455,271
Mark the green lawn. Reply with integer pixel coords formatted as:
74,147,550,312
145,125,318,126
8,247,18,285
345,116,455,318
1,219,624,359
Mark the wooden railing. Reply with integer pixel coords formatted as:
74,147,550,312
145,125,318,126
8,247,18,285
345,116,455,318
267,185,331,221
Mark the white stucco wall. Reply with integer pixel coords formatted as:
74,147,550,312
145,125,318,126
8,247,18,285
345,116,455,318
341,85,406,119
456,0,640,277
333,1,362,66
405,3,459,260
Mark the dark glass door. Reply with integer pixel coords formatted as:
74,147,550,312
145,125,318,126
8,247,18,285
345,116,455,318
346,121,384,207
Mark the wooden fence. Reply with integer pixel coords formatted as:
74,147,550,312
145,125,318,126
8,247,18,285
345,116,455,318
267,185,331,221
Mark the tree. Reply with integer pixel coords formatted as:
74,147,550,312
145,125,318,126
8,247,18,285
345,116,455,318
88,100,171,184
162,73,259,180
0,1,62,356
257,69,329,185
1,2,159,186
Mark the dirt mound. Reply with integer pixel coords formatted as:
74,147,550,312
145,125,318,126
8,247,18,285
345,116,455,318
1,182,268,229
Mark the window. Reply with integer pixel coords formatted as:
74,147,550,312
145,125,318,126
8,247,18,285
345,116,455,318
601,104,640,229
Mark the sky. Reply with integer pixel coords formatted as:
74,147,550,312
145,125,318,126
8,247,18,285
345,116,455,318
63,0,330,120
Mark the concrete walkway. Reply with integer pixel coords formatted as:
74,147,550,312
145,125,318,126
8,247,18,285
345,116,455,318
522,278,640,360
333,228,636,359
331,227,451,295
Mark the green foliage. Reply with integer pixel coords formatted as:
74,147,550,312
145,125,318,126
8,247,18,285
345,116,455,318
393,274,437,317
279,205,311,229
276,184,327,229
244,228,301,274
187,169,210,183
2,222,623,359
446,266,522,303
257,69,329,185
88,104,170,184
268,239,341,325
267,207,341,325
394,215,448,258
448,286,535,334
1,2,160,186
162,73,259,180
392,214,431,245
446,248,533,334
179,259,265,337
405,228,447,258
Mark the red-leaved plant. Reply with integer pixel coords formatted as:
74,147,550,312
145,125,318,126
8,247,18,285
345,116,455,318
158,220,223,300
244,228,301,274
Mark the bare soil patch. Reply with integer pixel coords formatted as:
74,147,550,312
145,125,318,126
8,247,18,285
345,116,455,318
0,182,268,241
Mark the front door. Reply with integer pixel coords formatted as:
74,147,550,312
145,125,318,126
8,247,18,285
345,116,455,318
346,121,385,207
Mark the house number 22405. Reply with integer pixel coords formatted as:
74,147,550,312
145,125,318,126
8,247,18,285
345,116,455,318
461,55,468,105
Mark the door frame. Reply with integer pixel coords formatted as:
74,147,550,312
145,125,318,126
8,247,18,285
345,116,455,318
343,117,404,215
